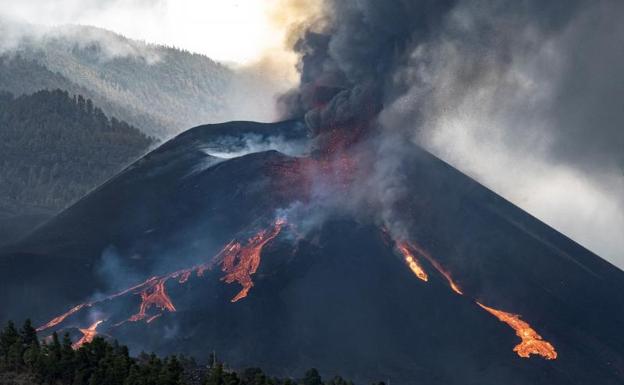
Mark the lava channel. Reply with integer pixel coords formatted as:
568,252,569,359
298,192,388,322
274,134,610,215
217,218,286,302
477,302,557,360
407,241,463,295
72,320,103,349
397,242,428,282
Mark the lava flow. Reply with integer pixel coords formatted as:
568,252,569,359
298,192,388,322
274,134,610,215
36,304,90,332
129,278,176,322
72,320,103,349
217,218,286,302
477,302,557,360
407,241,463,295
397,242,428,282
37,219,287,335
392,235,557,360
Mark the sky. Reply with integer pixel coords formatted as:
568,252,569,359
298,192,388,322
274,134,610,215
0,0,285,64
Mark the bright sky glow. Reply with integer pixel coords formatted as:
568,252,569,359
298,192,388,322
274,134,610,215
0,0,288,64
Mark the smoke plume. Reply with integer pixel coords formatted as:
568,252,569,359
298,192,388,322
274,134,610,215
280,0,624,267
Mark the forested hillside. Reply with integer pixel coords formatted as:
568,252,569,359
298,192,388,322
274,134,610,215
0,90,153,244
0,24,235,138
0,55,169,136
0,319,365,385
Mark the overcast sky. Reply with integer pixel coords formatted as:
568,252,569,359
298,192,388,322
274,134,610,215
0,0,286,64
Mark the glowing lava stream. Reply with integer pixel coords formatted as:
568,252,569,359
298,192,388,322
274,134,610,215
72,320,103,349
37,219,287,333
217,218,286,302
397,242,428,281
477,303,557,360
129,278,176,322
407,241,463,295
37,304,90,332
394,237,557,360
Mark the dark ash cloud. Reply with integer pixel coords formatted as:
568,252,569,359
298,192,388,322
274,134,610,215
281,0,624,266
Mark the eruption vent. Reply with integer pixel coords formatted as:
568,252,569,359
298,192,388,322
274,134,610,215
72,320,103,349
477,303,557,360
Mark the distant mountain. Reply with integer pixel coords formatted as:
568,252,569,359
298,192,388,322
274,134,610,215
0,89,154,245
0,23,235,138
0,55,169,137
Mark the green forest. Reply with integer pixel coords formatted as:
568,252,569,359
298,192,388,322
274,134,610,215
0,23,233,139
0,320,382,385
0,89,154,211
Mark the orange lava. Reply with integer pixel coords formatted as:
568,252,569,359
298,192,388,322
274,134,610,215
129,278,176,322
177,271,192,284
72,320,103,349
218,219,286,302
477,302,557,360
397,242,428,282
37,221,286,331
408,241,463,295
37,304,90,332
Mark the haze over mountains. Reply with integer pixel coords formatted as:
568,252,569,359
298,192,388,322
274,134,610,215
0,21,285,139
0,20,290,245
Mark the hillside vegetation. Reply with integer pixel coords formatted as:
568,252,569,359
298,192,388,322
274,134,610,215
0,89,153,214
0,24,234,138
0,319,370,385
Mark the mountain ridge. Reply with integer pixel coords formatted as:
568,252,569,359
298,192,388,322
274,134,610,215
0,22,235,138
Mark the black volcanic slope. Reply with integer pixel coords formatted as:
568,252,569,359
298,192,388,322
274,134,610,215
0,120,623,385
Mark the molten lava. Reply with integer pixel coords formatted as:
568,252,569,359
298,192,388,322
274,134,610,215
129,278,177,322
37,216,559,364
36,304,90,332
477,302,557,360
217,218,286,302
72,320,103,349
392,235,556,361
407,241,463,295
397,242,428,282
178,271,191,284
37,220,287,335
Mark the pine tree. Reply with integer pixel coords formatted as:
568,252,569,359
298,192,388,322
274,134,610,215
204,362,226,385
303,368,323,385
20,319,38,348
0,321,20,368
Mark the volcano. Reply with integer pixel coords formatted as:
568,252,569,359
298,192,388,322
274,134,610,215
0,120,623,385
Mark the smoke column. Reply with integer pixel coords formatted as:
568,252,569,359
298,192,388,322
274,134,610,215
278,0,624,267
